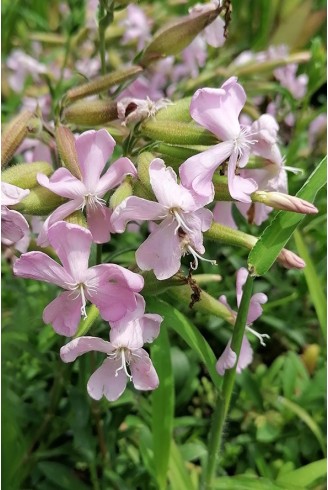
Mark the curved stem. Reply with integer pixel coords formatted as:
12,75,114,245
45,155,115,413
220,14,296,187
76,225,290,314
203,273,254,490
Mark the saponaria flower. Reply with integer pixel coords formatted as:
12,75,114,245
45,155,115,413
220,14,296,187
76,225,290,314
1,182,30,247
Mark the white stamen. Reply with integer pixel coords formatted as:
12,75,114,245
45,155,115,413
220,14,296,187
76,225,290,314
283,165,304,175
173,210,194,234
80,284,87,319
232,128,258,158
115,350,133,381
81,194,106,212
187,245,217,270
246,326,270,346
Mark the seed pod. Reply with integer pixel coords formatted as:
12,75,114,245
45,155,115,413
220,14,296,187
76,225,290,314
55,126,81,179
2,161,53,189
63,99,118,126
13,186,66,216
155,97,192,122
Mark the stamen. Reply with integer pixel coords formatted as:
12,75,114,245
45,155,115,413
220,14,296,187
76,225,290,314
115,350,133,381
187,245,217,270
246,326,270,346
173,210,194,234
80,284,88,319
283,165,304,175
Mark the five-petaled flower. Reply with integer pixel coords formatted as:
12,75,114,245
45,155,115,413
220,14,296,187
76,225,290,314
13,221,144,336
110,158,215,280
60,308,162,401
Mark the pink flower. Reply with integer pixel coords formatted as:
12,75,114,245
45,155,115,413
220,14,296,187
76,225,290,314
179,77,259,204
1,183,30,247
120,4,152,51
13,221,144,337
189,1,225,48
60,311,162,401
6,49,46,92
111,158,215,280
216,268,268,376
37,129,137,245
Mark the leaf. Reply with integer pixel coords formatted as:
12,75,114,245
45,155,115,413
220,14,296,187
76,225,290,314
168,440,196,490
294,229,327,340
151,324,174,490
248,157,326,276
214,474,294,489
276,459,327,487
146,298,222,390
37,462,90,490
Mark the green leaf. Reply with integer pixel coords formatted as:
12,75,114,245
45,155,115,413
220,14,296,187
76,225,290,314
146,298,222,391
74,304,99,338
276,459,327,487
248,157,326,276
294,229,327,340
37,462,90,490
214,474,294,489
151,324,174,490
168,440,196,490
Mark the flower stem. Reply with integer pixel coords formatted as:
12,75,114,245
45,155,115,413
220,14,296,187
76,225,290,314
203,273,254,490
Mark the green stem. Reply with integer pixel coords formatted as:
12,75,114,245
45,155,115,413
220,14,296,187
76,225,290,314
204,274,254,490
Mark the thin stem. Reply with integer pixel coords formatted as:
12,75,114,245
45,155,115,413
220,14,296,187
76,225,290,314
204,274,254,490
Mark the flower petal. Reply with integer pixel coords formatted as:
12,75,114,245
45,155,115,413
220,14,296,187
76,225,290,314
43,290,82,336
13,251,72,287
248,292,268,324
110,196,165,233
37,168,85,199
87,358,127,401
75,129,116,191
130,349,159,390
136,216,182,280
236,336,253,373
216,340,237,376
110,320,144,350
227,152,258,203
86,203,112,244
60,336,113,362
204,16,225,48
96,157,137,196
213,201,237,229
1,182,29,206
139,314,163,344
86,263,144,292
1,207,29,245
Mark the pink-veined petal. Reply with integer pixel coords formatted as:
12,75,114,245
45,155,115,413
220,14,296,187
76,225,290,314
86,203,112,244
75,129,116,191
37,168,85,199
110,196,166,233
190,77,245,140
96,157,137,196
47,221,92,282
43,290,82,337
87,357,127,401
60,336,113,362
13,251,72,287
1,182,29,206
130,349,159,390
136,216,182,280
179,143,232,202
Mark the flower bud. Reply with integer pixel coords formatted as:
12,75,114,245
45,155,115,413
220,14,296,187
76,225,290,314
65,65,143,103
140,3,221,66
154,97,192,122
63,99,118,126
110,177,134,208
1,111,41,167
55,126,81,179
253,191,318,214
64,210,87,228
137,151,155,193
139,120,216,145
302,344,320,375
2,162,53,189
13,186,66,216
276,249,305,269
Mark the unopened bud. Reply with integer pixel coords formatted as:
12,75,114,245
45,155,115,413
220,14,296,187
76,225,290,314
110,177,134,208
277,249,306,269
63,99,118,126
302,344,320,375
2,162,53,189
136,152,156,197
13,186,66,216
65,65,143,103
1,111,40,167
140,3,221,66
253,191,318,214
139,120,216,146
55,127,81,179
155,97,192,122
64,210,87,228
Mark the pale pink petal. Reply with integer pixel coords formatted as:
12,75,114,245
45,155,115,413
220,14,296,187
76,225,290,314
93,284,141,323
181,211,206,252
218,295,236,319
236,336,253,373
43,290,82,336
179,143,233,202
109,293,146,325
1,207,29,245
193,207,213,232
110,196,166,233
86,203,112,244
130,349,159,390
216,340,237,376
85,263,144,292
236,201,272,226
204,16,225,48
36,199,83,247
13,251,72,287
75,129,116,191
87,358,127,401
227,152,258,203
190,77,245,140
213,202,237,229
96,157,137,196
47,221,93,282
110,320,144,350
149,158,196,210
60,336,113,362
236,267,249,307
1,182,29,206
37,168,85,199
248,292,268,324
139,314,163,343
136,216,182,280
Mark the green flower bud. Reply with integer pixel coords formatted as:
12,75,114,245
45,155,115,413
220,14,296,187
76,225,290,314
139,120,216,146
2,162,53,189
13,186,66,216
155,97,192,122
55,126,81,179
110,177,134,208
63,99,118,126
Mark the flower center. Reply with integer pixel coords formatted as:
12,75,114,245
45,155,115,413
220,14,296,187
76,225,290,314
65,281,97,319
81,193,106,212
112,348,133,381
232,128,258,159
